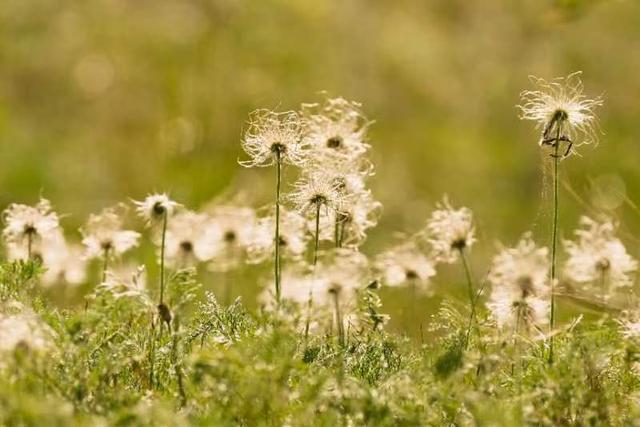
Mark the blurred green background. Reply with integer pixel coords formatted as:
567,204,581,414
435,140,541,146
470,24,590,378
1,0,639,332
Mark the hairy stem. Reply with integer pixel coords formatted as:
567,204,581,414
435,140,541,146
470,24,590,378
313,202,321,266
549,126,561,364
274,152,282,302
102,246,110,283
159,211,168,305
332,291,345,347
459,248,476,349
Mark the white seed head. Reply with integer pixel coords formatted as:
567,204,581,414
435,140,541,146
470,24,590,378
133,193,180,225
39,236,88,287
247,207,309,264
425,196,475,264
487,233,550,332
80,204,141,260
204,205,257,272
163,210,215,268
97,265,151,306
2,198,61,259
375,241,436,289
518,72,603,153
301,97,370,162
239,109,306,168
0,303,54,356
563,216,638,290
289,170,345,218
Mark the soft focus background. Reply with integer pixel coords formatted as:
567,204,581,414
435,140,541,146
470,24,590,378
1,0,639,333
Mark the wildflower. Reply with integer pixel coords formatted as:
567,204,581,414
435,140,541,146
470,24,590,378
334,192,382,247
487,233,550,332
41,239,87,287
518,72,603,157
164,211,216,268
239,109,306,168
317,248,369,305
289,170,345,217
80,204,141,260
205,205,256,272
563,216,638,291
247,207,309,264
97,265,152,306
133,193,180,225
301,97,370,161
376,242,436,289
262,265,326,306
424,197,476,264
0,302,54,357
2,199,61,259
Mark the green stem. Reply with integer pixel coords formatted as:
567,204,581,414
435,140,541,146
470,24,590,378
334,214,340,248
274,154,282,302
27,233,33,260
549,127,560,364
159,211,168,305
102,246,110,283
459,248,476,349
332,291,345,347
313,202,321,266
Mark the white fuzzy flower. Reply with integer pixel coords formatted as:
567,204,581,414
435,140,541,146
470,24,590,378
80,205,141,260
205,205,257,272
563,216,638,290
376,242,436,289
316,248,369,305
289,170,345,218
518,72,603,155
239,109,306,167
97,265,151,305
487,233,550,332
425,197,476,264
301,97,370,162
247,207,309,264
0,302,54,357
164,211,216,268
619,317,640,339
333,192,382,247
2,199,61,259
40,236,87,287
133,193,180,225
261,265,326,306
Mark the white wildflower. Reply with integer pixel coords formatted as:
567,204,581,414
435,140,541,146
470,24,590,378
97,265,151,306
205,205,256,272
164,210,216,268
80,205,141,260
40,238,87,287
0,302,54,357
563,216,638,290
425,196,475,264
239,109,306,167
518,71,603,156
301,97,370,161
289,170,345,218
376,242,436,289
487,233,550,332
247,207,309,264
2,199,61,260
133,193,180,225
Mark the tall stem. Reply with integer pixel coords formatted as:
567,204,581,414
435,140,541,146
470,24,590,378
102,246,110,282
159,211,168,305
549,128,560,364
313,202,321,266
332,291,345,347
459,248,476,348
274,153,282,302
27,233,33,260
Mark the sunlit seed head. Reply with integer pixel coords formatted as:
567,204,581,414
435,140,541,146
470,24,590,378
517,72,603,155
424,196,475,264
133,193,180,225
80,204,141,260
563,216,638,290
239,109,306,168
247,207,308,264
376,241,436,289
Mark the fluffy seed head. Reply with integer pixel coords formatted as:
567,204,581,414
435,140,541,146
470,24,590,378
375,241,436,289
247,207,309,264
518,72,603,153
133,193,180,225
2,199,61,259
425,196,476,264
289,170,345,218
80,204,141,260
563,216,638,290
487,233,550,332
239,109,306,168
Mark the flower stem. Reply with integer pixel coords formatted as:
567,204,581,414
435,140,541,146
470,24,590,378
27,233,33,260
313,201,321,266
102,246,110,283
332,291,345,347
549,129,560,364
159,210,168,305
274,153,282,302
459,247,476,349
